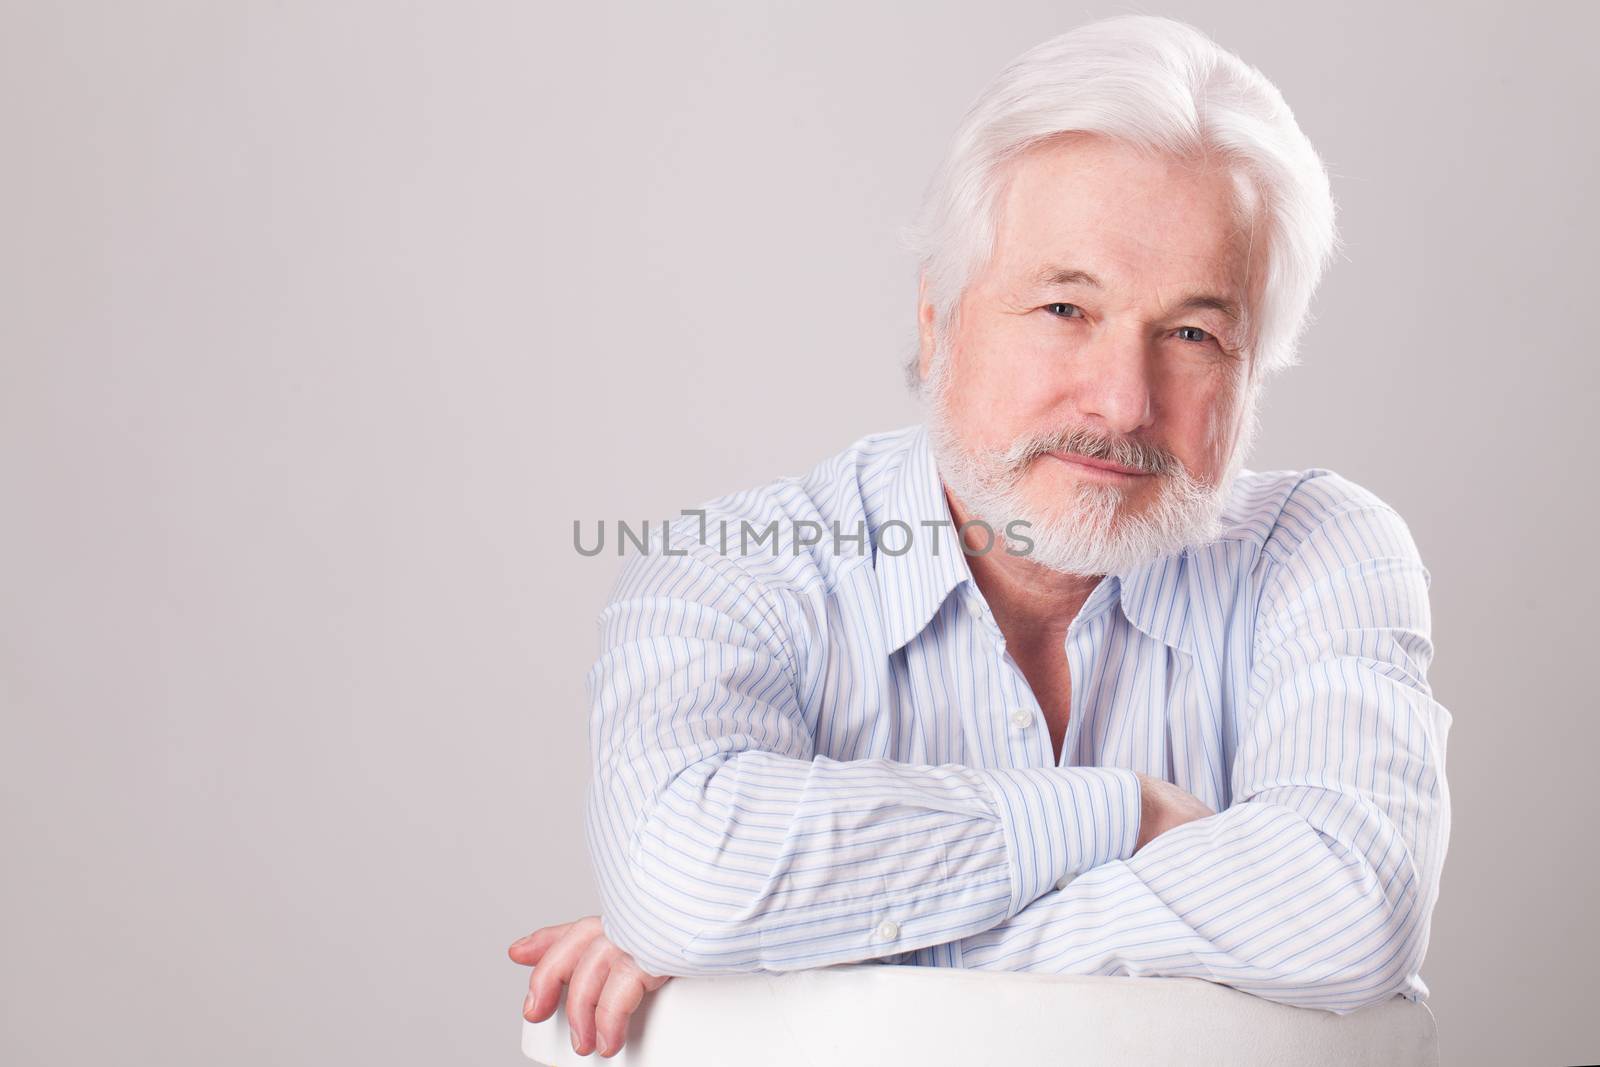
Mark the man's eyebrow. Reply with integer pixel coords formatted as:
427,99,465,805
1033,266,1103,289
1030,265,1242,321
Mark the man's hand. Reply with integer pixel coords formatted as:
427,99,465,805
508,916,670,1059
1133,772,1215,852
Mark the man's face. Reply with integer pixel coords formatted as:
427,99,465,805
920,133,1262,575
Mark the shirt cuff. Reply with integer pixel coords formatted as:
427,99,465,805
974,765,1142,913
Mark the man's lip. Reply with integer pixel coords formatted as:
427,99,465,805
1045,451,1151,476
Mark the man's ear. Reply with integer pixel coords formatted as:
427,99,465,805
916,272,937,381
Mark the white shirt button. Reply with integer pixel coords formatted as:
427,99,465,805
1009,708,1032,729
876,919,900,941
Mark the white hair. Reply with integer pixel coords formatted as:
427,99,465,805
899,14,1341,392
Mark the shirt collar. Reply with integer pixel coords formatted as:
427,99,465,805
1115,549,1196,656
871,426,976,655
872,424,1196,657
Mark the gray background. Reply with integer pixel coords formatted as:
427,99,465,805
3,1,1595,1063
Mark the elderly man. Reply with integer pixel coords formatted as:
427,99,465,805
508,14,1451,1060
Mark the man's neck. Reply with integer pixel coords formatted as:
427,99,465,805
944,485,1104,650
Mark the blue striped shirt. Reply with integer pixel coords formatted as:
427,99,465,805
583,423,1451,1013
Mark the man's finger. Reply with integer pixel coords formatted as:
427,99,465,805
593,967,649,1058
522,922,600,1023
508,923,570,965
564,937,614,1057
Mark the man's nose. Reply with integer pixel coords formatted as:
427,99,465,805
1070,325,1156,437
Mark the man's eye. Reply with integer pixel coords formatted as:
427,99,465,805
1044,303,1083,318
1175,326,1213,344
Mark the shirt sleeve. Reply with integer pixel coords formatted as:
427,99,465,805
583,533,1142,978
917,502,1452,1014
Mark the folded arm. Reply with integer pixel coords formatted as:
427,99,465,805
915,503,1453,1014
584,533,1141,977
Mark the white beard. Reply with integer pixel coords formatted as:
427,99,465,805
922,351,1260,577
